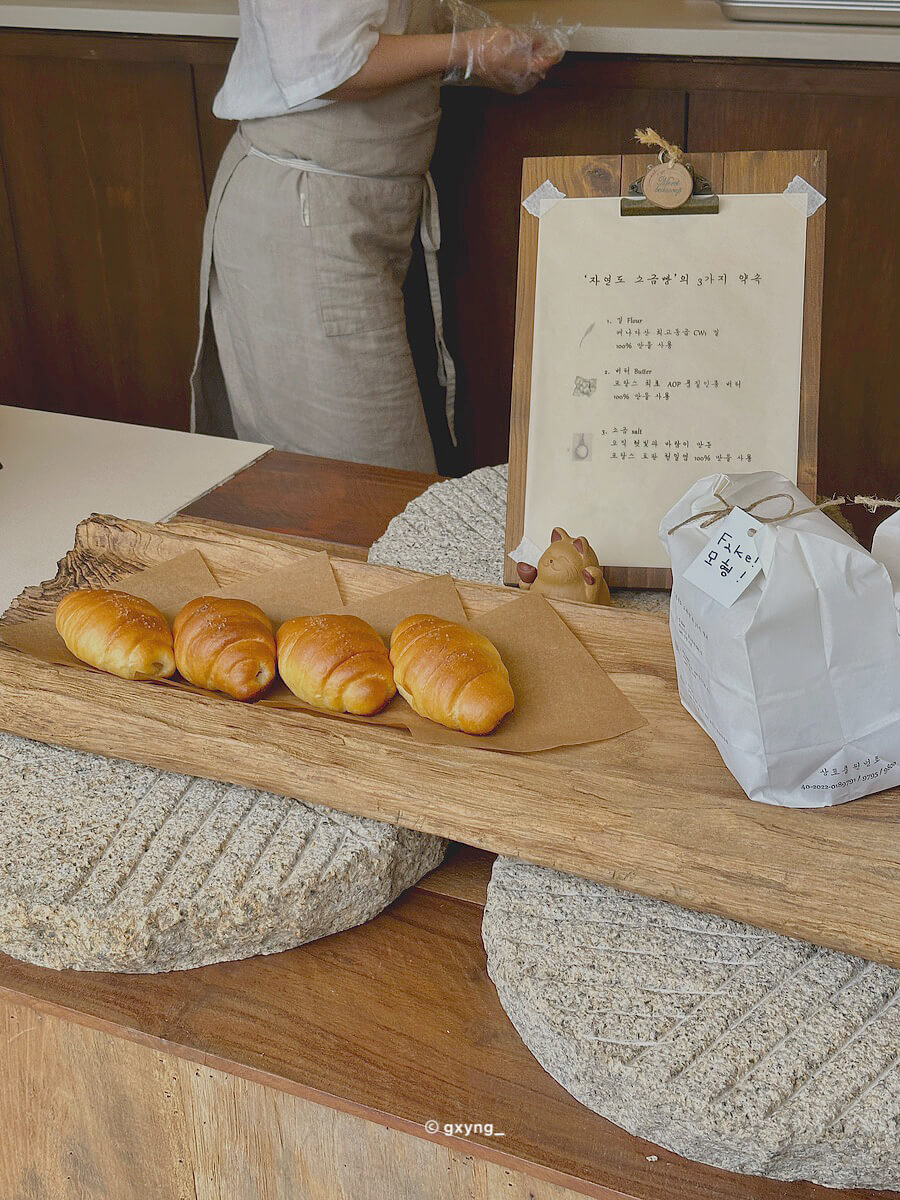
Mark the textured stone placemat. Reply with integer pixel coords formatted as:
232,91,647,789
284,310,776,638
484,859,899,1192
370,465,900,1191
0,732,445,973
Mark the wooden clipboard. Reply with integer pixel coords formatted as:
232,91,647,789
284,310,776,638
504,150,826,589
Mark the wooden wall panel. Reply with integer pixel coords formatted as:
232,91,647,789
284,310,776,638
688,88,900,544
432,79,686,469
0,995,590,1200
0,997,197,1199
192,61,234,199
0,54,208,429
0,147,31,406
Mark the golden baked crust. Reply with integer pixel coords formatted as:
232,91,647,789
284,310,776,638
276,614,396,715
173,596,275,701
389,614,514,735
55,589,176,681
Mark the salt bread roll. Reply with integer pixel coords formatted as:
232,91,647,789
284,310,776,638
55,589,176,681
173,597,275,701
277,614,396,715
389,614,514,735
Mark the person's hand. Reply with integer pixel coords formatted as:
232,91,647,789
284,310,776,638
448,24,565,94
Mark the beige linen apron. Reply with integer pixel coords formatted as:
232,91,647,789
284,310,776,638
190,0,450,472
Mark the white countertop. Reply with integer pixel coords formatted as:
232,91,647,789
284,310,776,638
0,0,898,62
0,407,269,613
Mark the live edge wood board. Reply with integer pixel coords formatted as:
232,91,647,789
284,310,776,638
504,150,825,589
2,513,896,970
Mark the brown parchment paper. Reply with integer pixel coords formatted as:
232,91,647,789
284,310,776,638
3,550,645,753
1,550,221,669
405,590,646,752
207,553,343,626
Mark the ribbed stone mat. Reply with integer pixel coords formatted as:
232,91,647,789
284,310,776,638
0,732,445,973
484,859,900,1191
371,465,900,1191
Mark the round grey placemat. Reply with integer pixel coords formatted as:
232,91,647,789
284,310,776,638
0,731,445,973
484,858,899,1192
370,465,900,1191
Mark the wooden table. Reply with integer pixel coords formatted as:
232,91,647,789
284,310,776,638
1,451,894,1200
179,449,441,559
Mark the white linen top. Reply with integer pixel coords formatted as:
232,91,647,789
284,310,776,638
214,0,410,120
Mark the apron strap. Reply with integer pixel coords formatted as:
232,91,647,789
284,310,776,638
421,172,458,448
246,142,457,447
247,144,419,185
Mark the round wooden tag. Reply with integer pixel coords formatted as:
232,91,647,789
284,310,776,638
642,160,694,210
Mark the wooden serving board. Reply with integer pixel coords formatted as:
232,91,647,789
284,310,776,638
2,514,898,970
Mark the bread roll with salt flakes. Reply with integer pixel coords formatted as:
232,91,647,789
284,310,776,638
55,589,175,681
174,596,275,701
277,614,396,715
389,614,514,735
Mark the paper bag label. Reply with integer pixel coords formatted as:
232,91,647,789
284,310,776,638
682,508,763,608
799,752,899,800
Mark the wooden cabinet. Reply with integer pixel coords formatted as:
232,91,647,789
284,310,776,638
193,61,233,199
433,56,900,505
433,78,687,470
0,33,230,429
0,33,896,503
0,148,29,404
686,78,900,540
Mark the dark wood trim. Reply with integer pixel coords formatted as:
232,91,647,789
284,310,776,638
0,31,896,94
535,55,900,97
0,133,30,403
0,27,235,64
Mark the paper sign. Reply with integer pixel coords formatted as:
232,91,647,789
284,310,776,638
523,193,808,569
682,508,763,607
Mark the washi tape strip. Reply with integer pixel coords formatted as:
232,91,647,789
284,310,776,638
522,179,566,218
508,535,543,568
784,175,827,218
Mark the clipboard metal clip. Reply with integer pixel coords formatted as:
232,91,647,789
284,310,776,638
621,164,720,217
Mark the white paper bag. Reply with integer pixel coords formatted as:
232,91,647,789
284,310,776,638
660,471,900,808
872,510,900,631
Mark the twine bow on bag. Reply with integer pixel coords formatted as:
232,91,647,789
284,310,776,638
667,487,900,536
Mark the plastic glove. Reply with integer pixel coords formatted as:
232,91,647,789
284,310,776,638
437,1,573,94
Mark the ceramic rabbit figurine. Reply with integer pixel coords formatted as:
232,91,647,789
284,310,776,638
516,528,612,606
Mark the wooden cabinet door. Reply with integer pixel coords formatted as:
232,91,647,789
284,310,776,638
0,55,208,429
0,148,31,406
688,82,900,542
432,73,686,470
193,62,235,199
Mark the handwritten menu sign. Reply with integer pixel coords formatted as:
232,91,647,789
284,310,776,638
522,193,809,570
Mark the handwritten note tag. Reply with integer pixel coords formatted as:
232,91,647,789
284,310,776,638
682,507,763,607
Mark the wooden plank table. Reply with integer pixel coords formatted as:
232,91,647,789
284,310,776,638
1,451,894,1200
179,448,441,558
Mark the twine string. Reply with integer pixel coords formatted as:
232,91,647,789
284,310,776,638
667,492,900,537
634,127,684,164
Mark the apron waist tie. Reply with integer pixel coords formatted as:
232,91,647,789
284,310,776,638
246,142,457,448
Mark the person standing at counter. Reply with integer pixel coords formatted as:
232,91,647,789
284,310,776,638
191,1,567,472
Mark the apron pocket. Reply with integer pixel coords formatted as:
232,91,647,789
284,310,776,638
309,174,424,338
